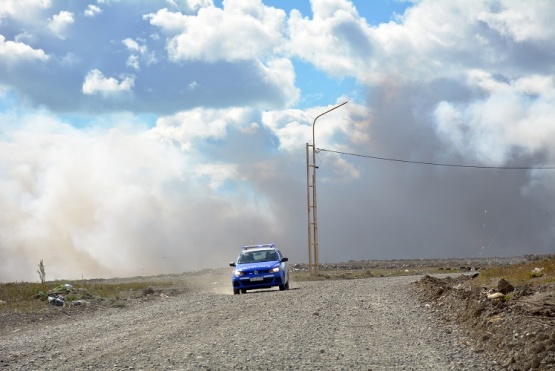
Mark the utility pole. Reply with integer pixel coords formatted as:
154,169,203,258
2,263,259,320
306,101,348,274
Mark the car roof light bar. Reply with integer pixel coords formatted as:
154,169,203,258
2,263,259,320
242,243,275,250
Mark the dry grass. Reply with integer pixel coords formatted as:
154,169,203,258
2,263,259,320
474,256,555,287
0,282,48,312
0,279,173,313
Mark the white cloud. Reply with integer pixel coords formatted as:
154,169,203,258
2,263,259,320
152,106,255,151
166,0,213,14
0,0,51,23
122,38,156,70
312,0,359,19
142,3,297,110
286,0,555,85
147,0,286,62
514,75,554,96
288,0,489,82
143,8,189,34
14,31,35,44
126,54,140,70
122,38,138,52
48,10,74,40
261,110,308,152
286,0,374,79
195,162,238,189
0,35,49,64
259,58,299,106
82,69,135,96
434,72,555,164
261,100,369,152
466,69,509,93
477,0,555,44
84,5,102,17
320,156,360,184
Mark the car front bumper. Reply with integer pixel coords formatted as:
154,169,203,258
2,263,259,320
232,272,284,290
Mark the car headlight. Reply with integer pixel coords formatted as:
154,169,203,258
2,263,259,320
269,267,280,273
233,270,244,277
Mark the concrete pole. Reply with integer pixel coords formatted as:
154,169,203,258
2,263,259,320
310,101,348,274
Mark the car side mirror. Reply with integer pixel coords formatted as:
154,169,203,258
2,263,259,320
229,262,236,267
281,257,288,262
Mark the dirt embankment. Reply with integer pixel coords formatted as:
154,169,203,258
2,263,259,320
413,273,555,370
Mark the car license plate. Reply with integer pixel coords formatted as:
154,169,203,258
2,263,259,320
250,277,263,282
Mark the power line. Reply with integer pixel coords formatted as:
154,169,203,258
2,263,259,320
316,148,555,170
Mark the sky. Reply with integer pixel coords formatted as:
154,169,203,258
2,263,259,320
1,0,555,282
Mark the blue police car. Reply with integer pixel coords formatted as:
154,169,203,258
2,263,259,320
229,244,290,295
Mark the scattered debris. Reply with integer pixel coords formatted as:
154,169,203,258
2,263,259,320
71,300,89,306
47,284,74,296
497,278,515,294
142,287,155,296
34,283,96,307
531,267,545,278
486,292,505,300
47,295,64,307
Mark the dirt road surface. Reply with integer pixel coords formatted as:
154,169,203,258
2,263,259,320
1,273,502,370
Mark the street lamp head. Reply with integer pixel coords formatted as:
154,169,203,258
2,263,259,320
312,101,348,147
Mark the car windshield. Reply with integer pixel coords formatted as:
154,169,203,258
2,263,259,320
238,250,278,264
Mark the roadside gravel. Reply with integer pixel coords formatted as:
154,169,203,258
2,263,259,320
1,274,503,370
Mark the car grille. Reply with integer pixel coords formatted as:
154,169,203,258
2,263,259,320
243,269,270,275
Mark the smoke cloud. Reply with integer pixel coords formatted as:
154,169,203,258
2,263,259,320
1,0,555,282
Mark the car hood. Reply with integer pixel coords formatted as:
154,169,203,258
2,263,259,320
236,262,280,271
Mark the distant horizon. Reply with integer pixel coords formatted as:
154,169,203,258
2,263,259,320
5,252,551,284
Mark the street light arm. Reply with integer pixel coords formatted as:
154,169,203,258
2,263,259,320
312,101,348,148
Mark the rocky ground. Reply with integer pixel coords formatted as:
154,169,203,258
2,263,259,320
0,255,553,370
412,266,555,370
296,255,555,370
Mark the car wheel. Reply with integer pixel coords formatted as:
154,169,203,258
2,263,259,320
240,289,246,294
279,284,285,291
233,289,240,295
285,280,290,290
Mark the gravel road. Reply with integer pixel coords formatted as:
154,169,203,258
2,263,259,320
1,274,503,370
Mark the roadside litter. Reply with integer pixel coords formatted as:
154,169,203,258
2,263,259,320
36,283,94,307
48,294,65,307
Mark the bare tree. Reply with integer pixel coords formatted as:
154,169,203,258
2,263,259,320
37,259,46,284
